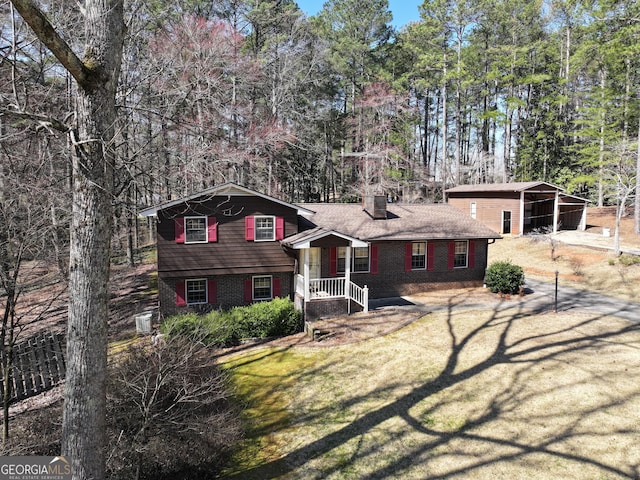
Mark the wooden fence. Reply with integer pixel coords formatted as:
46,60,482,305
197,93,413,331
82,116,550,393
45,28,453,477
0,332,66,404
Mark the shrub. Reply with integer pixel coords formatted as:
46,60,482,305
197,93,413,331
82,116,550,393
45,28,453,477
106,337,242,479
618,254,640,266
162,298,302,347
484,261,525,295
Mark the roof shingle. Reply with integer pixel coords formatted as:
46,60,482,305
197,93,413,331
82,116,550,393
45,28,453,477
295,203,500,241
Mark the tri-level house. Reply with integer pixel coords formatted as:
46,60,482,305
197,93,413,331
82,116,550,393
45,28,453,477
141,183,501,320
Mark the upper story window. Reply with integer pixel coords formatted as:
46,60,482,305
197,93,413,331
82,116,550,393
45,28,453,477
412,242,426,270
254,216,275,241
454,240,468,268
185,216,207,243
175,216,217,244
470,202,477,219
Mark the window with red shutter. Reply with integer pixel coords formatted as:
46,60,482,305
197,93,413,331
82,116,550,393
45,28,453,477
469,240,476,268
207,217,217,242
329,247,337,277
370,245,378,274
404,243,413,272
175,280,186,306
245,216,254,241
207,279,217,304
275,217,285,240
427,242,435,271
244,278,253,302
273,277,281,297
175,218,185,243
447,242,456,270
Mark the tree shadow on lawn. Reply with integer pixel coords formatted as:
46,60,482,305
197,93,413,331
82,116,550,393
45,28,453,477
225,293,640,479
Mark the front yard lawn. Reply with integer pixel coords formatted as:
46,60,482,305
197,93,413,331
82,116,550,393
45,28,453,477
222,305,640,479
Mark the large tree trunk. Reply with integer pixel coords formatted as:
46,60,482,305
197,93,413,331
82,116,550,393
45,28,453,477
9,0,124,477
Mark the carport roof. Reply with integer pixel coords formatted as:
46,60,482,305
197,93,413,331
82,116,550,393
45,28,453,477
446,181,561,193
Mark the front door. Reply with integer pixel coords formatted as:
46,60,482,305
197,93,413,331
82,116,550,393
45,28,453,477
502,211,512,234
309,247,321,279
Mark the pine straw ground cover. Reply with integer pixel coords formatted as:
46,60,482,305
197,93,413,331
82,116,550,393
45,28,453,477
222,304,640,479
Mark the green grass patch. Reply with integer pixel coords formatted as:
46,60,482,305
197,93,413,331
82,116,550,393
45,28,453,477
221,348,317,478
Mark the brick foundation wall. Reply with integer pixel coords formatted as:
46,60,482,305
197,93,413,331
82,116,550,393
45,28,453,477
159,272,293,319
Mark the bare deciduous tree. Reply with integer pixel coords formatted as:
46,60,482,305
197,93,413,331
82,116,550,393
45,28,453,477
106,336,242,479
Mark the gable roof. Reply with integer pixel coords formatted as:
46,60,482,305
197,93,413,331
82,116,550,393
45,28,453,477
282,227,369,249
139,182,315,217
296,203,501,242
446,181,562,194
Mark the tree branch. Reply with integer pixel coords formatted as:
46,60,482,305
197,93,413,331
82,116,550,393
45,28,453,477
9,0,90,87
0,109,70,133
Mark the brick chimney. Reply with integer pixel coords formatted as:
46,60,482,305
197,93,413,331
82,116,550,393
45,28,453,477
364,195,387,219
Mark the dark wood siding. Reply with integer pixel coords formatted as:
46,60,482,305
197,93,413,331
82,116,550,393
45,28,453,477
156,195,297,278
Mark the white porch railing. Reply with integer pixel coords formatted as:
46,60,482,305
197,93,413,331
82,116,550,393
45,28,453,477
294,275,368,312
310,278,345,299
349,282,369,312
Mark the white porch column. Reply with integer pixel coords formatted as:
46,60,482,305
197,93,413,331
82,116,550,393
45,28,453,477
553,190,559,233
303,248,310,303
344,245,351,299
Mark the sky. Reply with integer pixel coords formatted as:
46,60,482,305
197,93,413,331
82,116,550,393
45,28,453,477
295,0,423,30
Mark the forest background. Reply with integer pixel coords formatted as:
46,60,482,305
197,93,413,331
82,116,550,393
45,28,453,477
2,0,640,268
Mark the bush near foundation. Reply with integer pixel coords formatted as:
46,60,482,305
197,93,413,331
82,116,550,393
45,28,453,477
161,297,302,347
484,261,525,295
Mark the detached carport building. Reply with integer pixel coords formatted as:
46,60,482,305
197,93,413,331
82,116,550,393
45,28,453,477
445,181,588,236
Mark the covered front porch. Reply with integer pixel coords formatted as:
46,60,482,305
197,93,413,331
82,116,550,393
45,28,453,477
283,227,370,318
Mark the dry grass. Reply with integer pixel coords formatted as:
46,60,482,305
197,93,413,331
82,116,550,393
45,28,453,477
223,305,640,479
488,235,640,301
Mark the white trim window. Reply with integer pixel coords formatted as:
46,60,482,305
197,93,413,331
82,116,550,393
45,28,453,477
454,240,468,268
253,275,272,300
186,278,207,304
254,216,275,241
470,202,477,219
337,246,370,273
185,216,207,243
412,242,427,270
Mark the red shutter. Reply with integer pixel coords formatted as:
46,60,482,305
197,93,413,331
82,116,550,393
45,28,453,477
370,245,378,274
207,217,217,242
469,240,476,268
275,217,285,240
404,243,413,272
273,277,281,297
244,278,253,302
245,216,254,241
329,247,337,277
175,218,185,243
427,242,435,271
207,279,217,304
175,280,186,306
447,242,455,270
